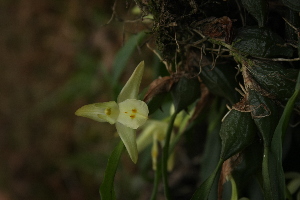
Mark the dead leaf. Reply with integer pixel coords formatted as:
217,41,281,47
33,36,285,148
196,16,235,44
143,76,175,103
218,154,242,200
189,84,212,122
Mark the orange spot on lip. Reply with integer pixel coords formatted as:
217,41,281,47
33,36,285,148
130,114,135,119
132,109,137,113
105,108,111,115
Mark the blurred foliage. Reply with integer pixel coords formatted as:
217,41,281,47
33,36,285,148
0,0,153,199
2,0,300,200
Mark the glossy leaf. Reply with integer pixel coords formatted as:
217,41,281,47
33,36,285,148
247,60,298,103
220,110,257,160
241,0,267,27
248,89,280,146
233,27,294,58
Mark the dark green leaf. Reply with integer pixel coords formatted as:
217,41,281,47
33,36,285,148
200,126,222,200
247,60,298,103
231,140,263,197
100,141,124,200
241,0,267,27
248,89,280,146
171,76,201,112
220,110,257,160
262,146,285,200
147,93,169,115
200,64,240,104
285,10,300,41
233,27,294,58
265,70,300,200
112,32,146,87
282,0,300,12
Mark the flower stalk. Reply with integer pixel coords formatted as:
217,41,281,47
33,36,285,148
162,111,178,200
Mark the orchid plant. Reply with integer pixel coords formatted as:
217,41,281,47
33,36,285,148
137,107,191,171
75,61,149,163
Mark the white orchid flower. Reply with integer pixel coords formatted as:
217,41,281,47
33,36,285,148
75,61,149,163
137,119,174,171
137,106,193,170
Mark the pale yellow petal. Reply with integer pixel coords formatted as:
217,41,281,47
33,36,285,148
136,122,155,152
151,134,159,170
117,61,144,103
137,120,168,152
116,122,138,163
75,101,119,124
118,99,149,129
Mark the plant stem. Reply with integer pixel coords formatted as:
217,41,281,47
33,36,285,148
150,161,162,200
162,112,178,200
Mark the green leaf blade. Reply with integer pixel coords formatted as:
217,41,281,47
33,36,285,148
100,141,124,200
267,70,300,200
112,32,146,87
241,0,268,27
233,27,294,58
220,110,257,160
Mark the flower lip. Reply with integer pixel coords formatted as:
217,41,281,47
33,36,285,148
117,99,149,129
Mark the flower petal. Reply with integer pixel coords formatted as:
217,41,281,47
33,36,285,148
118,99,149,129
151,133,159,170
137,120,168,152
75,101,119,124
115,122,138,163
117,61,144,103
136,121,156,152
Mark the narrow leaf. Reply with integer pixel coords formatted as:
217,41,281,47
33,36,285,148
268,70,300,199
262,146,284,200
100,141,124,200
112,32,146,87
